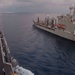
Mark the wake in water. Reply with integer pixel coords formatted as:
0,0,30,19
12,58,34,75
15,65,34,75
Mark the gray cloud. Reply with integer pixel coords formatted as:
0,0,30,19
0,0,75,13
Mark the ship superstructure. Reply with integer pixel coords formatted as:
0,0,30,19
33,5,75,41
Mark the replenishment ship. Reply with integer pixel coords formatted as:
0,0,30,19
0,31,34,75
33,5,75,41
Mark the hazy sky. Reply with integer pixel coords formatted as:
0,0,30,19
0,0,75,13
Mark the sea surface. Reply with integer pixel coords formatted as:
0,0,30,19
1,13,75,75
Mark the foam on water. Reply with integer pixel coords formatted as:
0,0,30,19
11,58,34,75
15,65,34,75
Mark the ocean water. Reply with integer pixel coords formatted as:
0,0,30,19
1,13,75,75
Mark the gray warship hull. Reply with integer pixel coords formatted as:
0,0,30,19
33,6,75,41
34,23,75,41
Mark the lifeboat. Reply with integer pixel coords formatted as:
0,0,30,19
56,24,66,29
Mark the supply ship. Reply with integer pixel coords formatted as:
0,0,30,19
0,31,34,75
33,5,75,41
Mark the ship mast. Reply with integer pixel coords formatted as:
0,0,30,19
69,4,74,15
